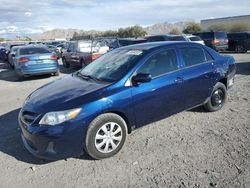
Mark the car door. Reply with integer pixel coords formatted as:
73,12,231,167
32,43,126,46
131,48,186,127
178,45,216,109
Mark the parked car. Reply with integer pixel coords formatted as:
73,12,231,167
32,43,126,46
109,38,147,49
62,40,109,68
0,46,6,60
193,32,228,51
8,46,23,68
227,32,250,53
13,46,59,79
19,41,236,160
4,43,26,61
185,35,205,45
146,35,171,42
146,34,203,44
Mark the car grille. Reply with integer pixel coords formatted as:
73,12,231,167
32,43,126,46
21,110,40,125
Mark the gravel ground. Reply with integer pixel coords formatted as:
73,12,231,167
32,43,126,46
0,53,249,188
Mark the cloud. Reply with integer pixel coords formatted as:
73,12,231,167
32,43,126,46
0,0,250,38
24,11,32,17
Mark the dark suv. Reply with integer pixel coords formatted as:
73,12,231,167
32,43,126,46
227,32,250,53
194,32,228,51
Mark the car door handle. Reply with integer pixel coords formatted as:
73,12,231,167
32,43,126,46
175,77,184,83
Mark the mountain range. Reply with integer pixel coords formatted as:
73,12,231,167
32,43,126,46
32,21,189,40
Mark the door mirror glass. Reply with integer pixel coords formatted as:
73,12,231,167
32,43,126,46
132,73,152,85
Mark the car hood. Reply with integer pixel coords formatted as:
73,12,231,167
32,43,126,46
24,74,108,113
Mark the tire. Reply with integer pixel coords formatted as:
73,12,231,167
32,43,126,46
204,82,227,112
80,59,86,68
62,58,70,68
235,45,245,53
85,113,128,160
52,71,60,76
17,73,24,81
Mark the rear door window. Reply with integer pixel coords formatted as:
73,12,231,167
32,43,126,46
180,47,207,67
138,49,178,77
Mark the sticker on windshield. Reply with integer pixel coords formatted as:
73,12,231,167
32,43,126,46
126,50,143,55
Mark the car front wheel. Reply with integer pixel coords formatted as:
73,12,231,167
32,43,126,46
85,113,127,159
204,82,227,112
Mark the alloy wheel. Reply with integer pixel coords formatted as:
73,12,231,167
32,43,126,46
94,122,123,153
211,89,225,107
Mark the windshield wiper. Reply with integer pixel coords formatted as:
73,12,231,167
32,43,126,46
76,71,100,82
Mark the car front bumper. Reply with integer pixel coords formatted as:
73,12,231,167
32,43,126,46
19,112,87,160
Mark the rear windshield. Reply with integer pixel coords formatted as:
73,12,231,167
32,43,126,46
189,36,202,41
20,48,50,55
215,32,227,39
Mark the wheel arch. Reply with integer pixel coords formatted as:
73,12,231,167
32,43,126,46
218,77,227,89
104,110,132,134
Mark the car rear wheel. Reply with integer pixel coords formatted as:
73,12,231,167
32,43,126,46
62,58,70,68
204,82,227,112
235,45,245,53
52,71,59,76
84,113,127,160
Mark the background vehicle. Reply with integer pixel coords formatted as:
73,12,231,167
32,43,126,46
194,31,228,51
146,35,204,44
0,46,6,60
146,35,171,42
19,42,236,160
62,40,109,68
109,38,147,49
8,46,23,68
4,43,26,61
13,46,59,79
168,35,187,41
185,35,205,45
227,32,250,53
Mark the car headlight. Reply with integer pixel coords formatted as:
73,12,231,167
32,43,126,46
39,108,81,126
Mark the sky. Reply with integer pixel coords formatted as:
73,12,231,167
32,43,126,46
0,0,250,38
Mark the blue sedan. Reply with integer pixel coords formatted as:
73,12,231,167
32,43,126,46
19,42,236,160
13,46,59,79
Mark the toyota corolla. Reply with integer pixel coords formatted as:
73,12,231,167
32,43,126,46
19,42,236,160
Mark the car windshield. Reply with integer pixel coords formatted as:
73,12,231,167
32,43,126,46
79,49,144,82
20,47,50,55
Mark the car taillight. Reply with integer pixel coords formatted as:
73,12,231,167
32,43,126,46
19,57,29,63
91,53,100,61
50,55,58,60
211,39,220,44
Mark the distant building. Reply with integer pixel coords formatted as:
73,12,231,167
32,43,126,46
201,15,250,30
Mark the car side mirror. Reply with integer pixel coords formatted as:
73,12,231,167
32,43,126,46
67,49,71,52
132,73,152,85
11,53,15,57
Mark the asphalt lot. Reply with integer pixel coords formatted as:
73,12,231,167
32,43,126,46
0,53,250,188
